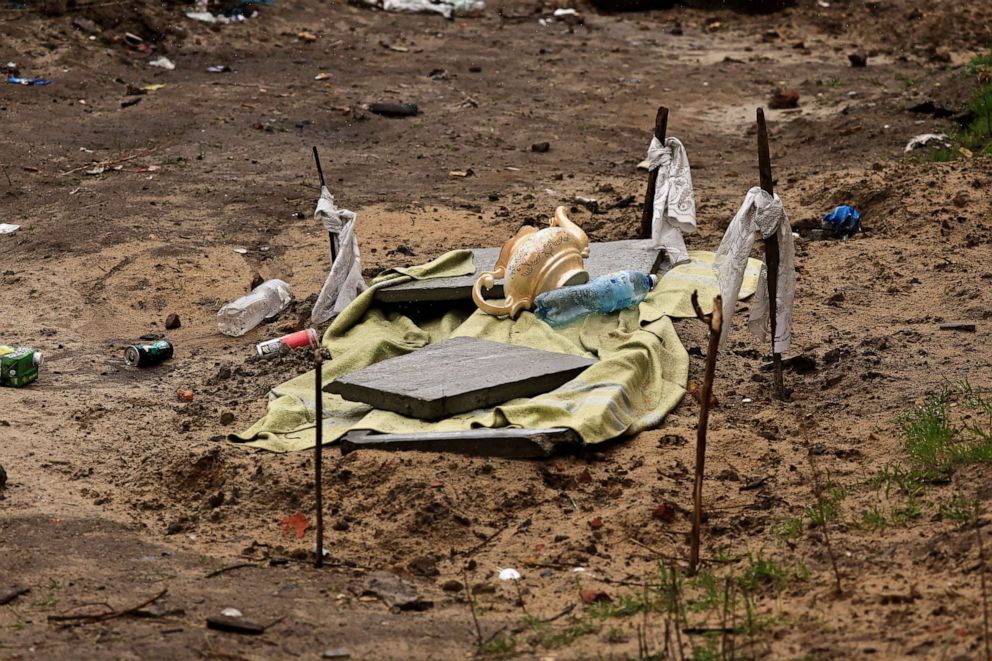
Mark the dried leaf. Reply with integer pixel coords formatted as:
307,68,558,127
652,502,676,523
280,512,310,539
580,588,611,604
687,381,718,408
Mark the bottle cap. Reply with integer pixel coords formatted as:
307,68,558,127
32,351,43,367
649,274,659,287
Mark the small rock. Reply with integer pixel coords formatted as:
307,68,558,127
407,555,439,577
0,464,6,489
363,571,433,611
368,102,418,117
220,412,235,426
250,273,264,290
165,313,181,330
531,141,551,153
72,17,101,34
216,365,232,381
206,491,225,509
768,88,800,109
332,519,349,531
848,51,868,67
441,579,464,592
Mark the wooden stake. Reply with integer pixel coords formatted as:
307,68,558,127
314,348,325,568
312,146,338,266
639,106,669,240
689,290,722,576
756,108,784,400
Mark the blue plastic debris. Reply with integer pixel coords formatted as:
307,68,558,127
821,205,861,237
7,77,51,86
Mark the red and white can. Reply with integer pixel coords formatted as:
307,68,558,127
256,328,320,358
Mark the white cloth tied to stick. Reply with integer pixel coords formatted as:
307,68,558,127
714,187,795,354
641,136,696,265
311,186,368,325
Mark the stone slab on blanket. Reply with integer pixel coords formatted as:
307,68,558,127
325,337,596,420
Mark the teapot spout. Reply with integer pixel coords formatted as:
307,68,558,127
552,206,590,257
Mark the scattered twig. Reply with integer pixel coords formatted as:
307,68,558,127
689,290,723,575
975,510,991,661
59,146,164,177
204,563,257,579
463,569,484,650
48,588,167,626
804,425,843,594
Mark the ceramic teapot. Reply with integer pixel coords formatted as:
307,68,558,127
472,206,590,319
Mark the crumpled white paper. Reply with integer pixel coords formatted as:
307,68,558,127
714,187,795,354
310,186,368,325
640,136,696,265
362,0,484,18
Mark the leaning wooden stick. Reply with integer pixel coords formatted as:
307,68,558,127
689,290,722,575
312,146,337,266
314,347,325,568
755,108,784,400
639,105,669,240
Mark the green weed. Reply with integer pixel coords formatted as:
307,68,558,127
861,506,888,531
773,518,804,543
479,634,516,655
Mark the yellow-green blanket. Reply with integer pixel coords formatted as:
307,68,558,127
230,250,761,453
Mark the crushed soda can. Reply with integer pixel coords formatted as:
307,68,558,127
124,339,174,367
0,345,43,387
256,328,319,358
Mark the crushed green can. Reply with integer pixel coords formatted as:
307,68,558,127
0,345,42,388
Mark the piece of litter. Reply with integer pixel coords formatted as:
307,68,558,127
232,247,249,254
220,607,243,617
553,7,577,16
938,322,976,332
742,397,753,404
572,567,586,573
904,133,950,153
0,224,20,235
207,65,232,74
313,544,331,557
149,57,176,71
498,568,521,581
448,169,473,178
323,648,351,659
315,72,331,81
85,167,106,176
142,84,166,92
7,77,51,86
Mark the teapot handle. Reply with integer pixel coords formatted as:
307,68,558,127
472,267,515,317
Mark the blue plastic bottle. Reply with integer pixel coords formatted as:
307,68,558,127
533,271,658,327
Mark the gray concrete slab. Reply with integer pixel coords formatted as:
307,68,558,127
339,428,579,458
325,337,595,420
374,239,669,304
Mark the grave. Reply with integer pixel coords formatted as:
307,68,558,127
374,239,669,304
325,337,596,420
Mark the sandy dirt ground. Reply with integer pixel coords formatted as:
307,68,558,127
1,0,992,658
